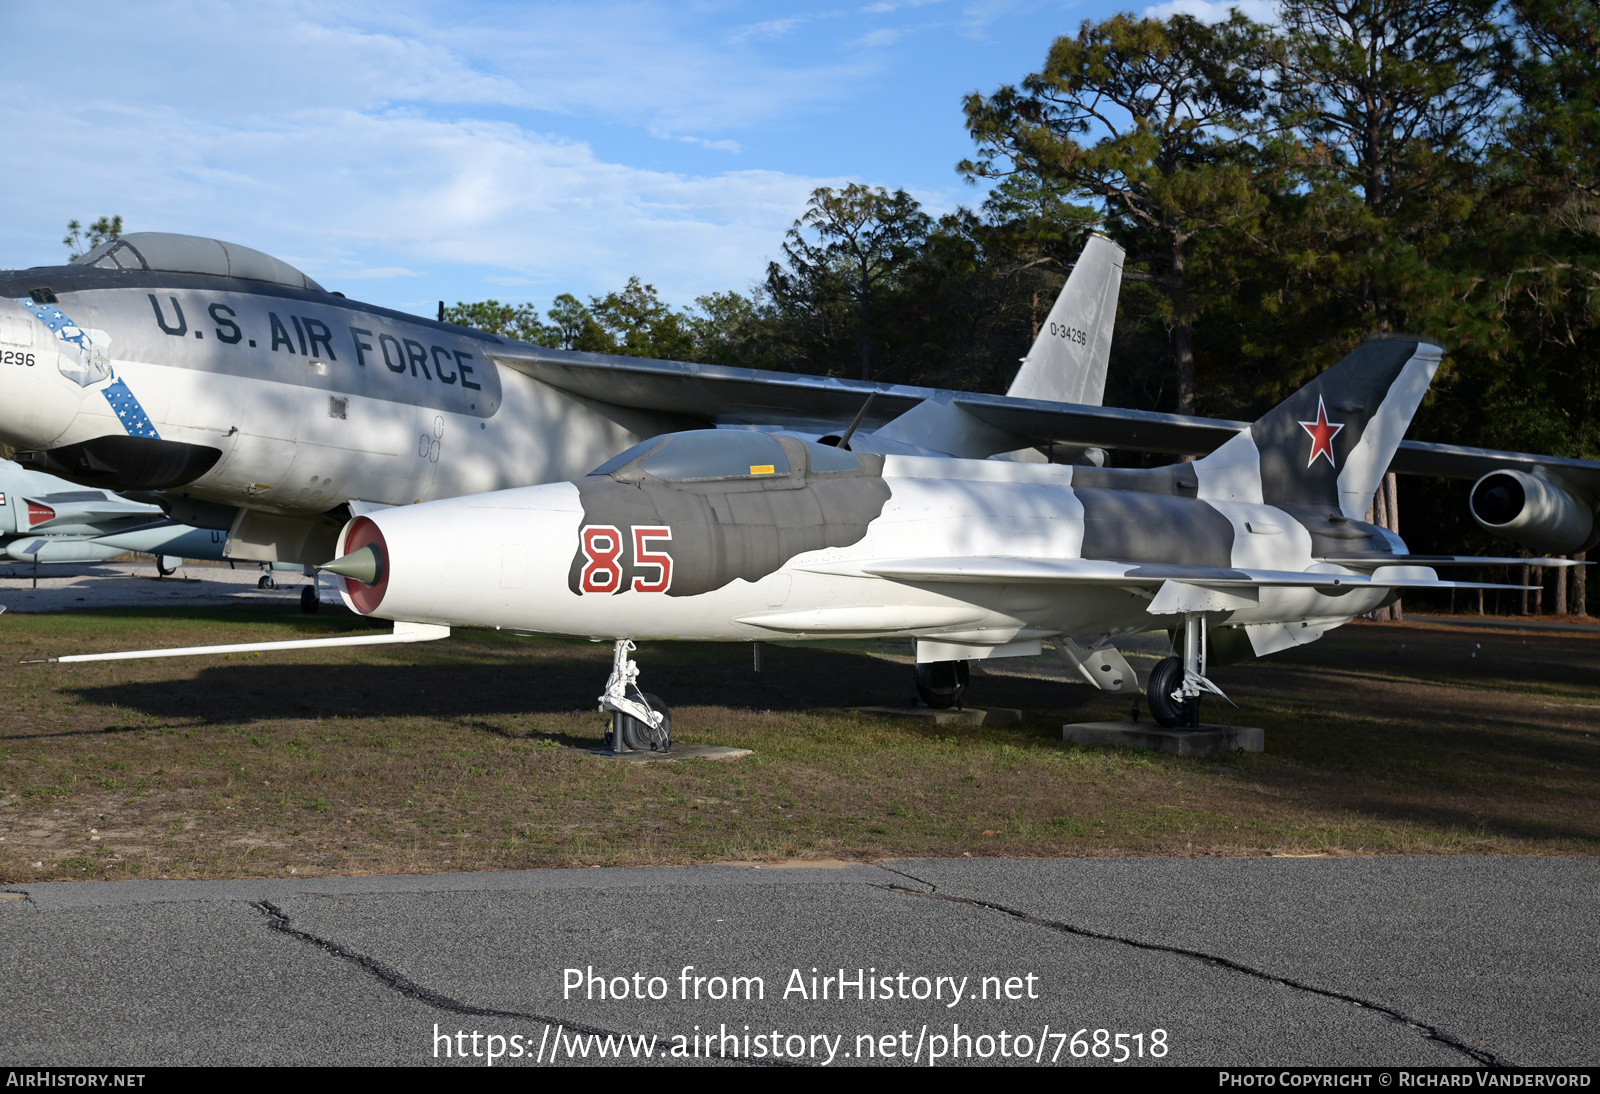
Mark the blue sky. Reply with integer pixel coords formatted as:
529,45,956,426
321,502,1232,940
0,0,1265,318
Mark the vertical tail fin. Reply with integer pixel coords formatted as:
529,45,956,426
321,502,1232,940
1195,336,1443,517
1006,234,1124,407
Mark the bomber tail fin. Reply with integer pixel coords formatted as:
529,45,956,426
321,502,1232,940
1005,234,1124,407
1194,336,1444,517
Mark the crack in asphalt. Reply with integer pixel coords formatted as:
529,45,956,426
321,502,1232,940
870,869,1506,1068
254,900,794,1067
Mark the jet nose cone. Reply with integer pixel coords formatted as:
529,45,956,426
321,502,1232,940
320,542,383,585
326,516,389,613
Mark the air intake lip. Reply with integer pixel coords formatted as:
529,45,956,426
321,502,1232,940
333,516,389,614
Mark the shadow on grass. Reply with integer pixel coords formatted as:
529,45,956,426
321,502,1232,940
54,641,1084,728
1204,627,1600,845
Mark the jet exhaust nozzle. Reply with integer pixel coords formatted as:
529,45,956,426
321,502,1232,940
321,543,384,586
1469,469,1596,554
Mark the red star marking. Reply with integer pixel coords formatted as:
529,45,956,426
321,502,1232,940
1299,395,1345,468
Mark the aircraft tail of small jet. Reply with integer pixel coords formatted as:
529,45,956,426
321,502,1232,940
1195,336,1444,518
1005,234,1124,407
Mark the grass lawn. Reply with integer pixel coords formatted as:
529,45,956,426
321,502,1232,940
1,608,1597,882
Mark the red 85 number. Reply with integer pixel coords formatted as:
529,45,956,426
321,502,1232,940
580,525,623,593
579,524,674,594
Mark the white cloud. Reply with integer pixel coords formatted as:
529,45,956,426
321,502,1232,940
728,16,813,43
852,27,906,47
0,1,994,312
0,1,902,310
0,90,840,308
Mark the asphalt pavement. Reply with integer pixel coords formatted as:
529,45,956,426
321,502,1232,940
2,856,1594,1067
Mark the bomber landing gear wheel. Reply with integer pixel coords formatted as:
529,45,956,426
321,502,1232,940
300,586,319,613
915,660,969,709
257,574,276,590
156,558,177,577
1146,656,1198,729
613,692,671,752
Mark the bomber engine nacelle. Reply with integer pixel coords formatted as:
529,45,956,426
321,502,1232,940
1469,469,1596,554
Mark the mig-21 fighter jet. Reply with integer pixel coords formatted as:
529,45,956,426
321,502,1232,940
288,333,1572,740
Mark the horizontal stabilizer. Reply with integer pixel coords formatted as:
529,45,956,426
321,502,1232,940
1319,554,1588,568
857,556,1532,592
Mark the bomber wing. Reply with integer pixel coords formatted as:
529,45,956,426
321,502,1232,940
488,347,1600,489
486,346,928,432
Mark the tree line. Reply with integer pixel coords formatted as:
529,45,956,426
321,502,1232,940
446,0,1597,591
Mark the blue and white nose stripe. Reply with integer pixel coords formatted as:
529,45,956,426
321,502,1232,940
101,378,161,439
14,297,160,440
16,298,102,365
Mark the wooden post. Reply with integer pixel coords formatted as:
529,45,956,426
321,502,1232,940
1555,556,1569,616
1371,484,1390,621
1521,553,1530,616
1575,551,1588,617
1386,473,1402,621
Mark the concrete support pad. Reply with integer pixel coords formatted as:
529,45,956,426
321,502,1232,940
855,705,1021,726
585,743,752,763
1063,721,1264,756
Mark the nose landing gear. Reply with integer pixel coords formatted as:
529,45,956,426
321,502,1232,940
599,640,672,753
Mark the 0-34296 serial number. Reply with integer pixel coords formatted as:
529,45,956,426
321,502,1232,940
2,350,36,367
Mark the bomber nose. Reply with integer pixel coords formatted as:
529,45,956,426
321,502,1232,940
0,298,88,449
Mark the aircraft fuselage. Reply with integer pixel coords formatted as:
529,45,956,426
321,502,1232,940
332,435,1400,652
0,265,674,528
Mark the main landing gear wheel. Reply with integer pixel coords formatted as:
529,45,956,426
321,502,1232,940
1147,656,1198,729
915,660,969,709
300,586,320,613
156,558,177,577
613,692,671,752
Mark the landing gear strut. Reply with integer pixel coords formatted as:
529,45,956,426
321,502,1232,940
599,640,671,753
1146,614,1234,729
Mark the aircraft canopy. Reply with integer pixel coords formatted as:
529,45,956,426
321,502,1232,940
590,430,861,482
72,233,324,292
